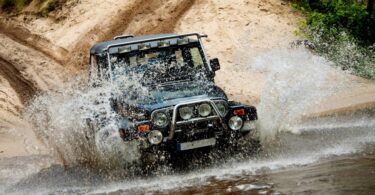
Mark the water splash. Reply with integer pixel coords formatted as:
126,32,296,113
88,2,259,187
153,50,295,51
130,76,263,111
23,74,143,169
22,61,210,169
248,48,349,141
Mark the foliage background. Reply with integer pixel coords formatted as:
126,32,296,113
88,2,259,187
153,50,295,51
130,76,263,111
0,0,65,15
292,0,375,80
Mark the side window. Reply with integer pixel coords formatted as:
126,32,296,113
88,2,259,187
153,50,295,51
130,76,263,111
190,47,203,68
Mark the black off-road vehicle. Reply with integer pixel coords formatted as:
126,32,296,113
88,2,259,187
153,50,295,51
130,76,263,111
88,33,259,163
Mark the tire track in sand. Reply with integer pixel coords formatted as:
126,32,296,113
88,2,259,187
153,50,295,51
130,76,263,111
0,19,69,65
0,57,37,105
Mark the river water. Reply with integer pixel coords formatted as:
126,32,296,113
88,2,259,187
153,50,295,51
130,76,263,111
1,48,374,194
1,120,374,194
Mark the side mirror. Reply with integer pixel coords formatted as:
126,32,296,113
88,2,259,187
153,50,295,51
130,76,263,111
210,58,220,71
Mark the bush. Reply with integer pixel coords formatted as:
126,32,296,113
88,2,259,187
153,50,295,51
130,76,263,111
308,25,375,80
0,0,63,14
293,0,375,80
0,0,32,11
293,0,375,45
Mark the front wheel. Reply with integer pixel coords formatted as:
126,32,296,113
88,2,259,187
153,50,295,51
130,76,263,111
217,131,261,158
140,148,171,175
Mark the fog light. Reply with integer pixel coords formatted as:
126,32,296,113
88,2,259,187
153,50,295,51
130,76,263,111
147,130,163,145
228,116,243,130
158,41,170,48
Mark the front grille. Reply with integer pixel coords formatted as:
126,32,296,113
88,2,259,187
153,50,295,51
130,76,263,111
151,99,227,140
176,115,220,125
174,127,215,142
169,99,223,140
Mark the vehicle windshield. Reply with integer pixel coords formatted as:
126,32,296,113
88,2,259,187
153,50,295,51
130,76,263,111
109,44,206,83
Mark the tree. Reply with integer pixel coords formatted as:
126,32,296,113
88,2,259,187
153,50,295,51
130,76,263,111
368,0,374,16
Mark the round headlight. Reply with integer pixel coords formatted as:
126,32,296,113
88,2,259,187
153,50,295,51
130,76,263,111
216,102,228,115
147,130,163,145
228,116,243,130
179,106,193,120
152,112,168,127
198,103,212,117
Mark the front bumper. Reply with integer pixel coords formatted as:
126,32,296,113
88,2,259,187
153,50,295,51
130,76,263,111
138,121,257,152
121,99,258,152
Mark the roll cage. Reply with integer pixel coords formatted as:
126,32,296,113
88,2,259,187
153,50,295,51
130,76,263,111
89,33,215,83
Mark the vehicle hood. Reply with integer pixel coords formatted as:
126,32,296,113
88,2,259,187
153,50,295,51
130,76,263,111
122,81,227,112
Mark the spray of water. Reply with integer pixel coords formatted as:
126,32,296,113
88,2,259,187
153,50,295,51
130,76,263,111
23,48,350,166
248,48,350,141
23,73,145,169
22,61,210,169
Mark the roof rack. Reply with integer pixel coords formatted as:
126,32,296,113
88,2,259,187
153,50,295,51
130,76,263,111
106,33,208,51
113,35,134,40
105,33,212,77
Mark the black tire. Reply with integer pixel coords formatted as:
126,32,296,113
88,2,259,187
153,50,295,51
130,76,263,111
140,149,171,175
217,132,261,158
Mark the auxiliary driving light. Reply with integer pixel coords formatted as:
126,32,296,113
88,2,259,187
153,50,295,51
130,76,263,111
179,106,193,120
228,116,243,130
198,103,211,117
158,41,170,48
118,46,132,53
177,38,189,45
138,43,151,50
147,130,163,145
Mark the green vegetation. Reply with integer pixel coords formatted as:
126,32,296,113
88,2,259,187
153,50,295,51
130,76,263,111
0,0,32,11
292,0,375,80
0,0,64,15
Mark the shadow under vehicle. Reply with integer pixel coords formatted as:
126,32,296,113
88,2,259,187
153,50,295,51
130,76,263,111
88,33,260,167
